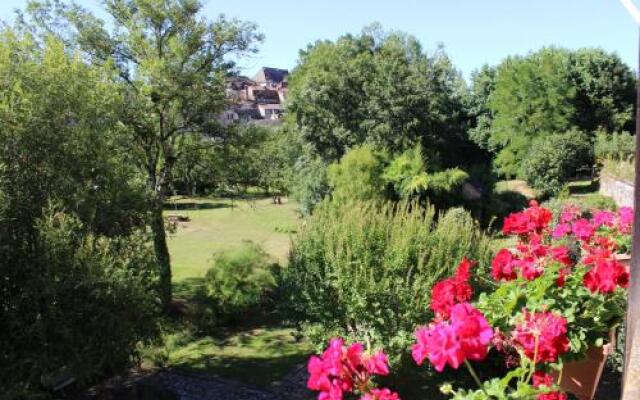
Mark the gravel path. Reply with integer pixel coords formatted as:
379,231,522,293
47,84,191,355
78,364,312,400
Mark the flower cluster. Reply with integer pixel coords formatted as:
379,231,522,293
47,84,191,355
413,302,493,372
553,206,633,243
430,258,475,319
307,338,398,400
495,202,631,293
511,310,570,363
502,200,553,237
491,239,573,284
533,372,567,400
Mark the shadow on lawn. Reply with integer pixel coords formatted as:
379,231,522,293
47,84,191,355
164,201,232,211
170,353,309,388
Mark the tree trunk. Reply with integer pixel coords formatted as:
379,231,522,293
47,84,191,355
150,201,172,310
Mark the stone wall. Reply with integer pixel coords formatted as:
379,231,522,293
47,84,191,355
600,173,634,207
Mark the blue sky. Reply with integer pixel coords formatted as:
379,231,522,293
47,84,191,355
0,1,638,80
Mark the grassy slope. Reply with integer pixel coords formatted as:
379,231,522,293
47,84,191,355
146,196,310,388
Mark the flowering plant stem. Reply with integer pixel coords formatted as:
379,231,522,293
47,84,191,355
464,359,491,398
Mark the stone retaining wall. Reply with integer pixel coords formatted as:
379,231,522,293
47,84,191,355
600,174,634,207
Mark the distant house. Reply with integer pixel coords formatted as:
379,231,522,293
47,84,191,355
220,67,289,125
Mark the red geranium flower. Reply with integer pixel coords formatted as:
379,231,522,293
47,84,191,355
512,311,569,363
533,372,567,400
583,259,629,294
430,258,476,319
502,201,552,237
491,249,518,281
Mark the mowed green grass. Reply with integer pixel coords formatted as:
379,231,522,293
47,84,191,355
165,196,300,282
148,196,310,387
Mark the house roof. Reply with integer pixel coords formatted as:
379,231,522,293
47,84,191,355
253,67,289,84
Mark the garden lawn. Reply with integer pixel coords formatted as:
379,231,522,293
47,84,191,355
165,196,300,283
148,196,309,388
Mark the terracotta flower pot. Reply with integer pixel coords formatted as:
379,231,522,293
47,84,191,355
555,329,616,400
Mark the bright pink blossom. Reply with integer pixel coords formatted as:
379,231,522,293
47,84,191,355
571,218,595,242
560,204,581,224
413,303,492,372
592,210,615,228
360,388,401,400
619,207,634,233
307,338,390,400
552,223,571,239
512,311,569,363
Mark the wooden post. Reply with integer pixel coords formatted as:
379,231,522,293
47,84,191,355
622,26,640,400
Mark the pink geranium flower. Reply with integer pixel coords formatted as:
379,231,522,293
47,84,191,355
413,303,492,372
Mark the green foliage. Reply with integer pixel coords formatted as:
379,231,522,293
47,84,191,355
289,153,330,215
327,145,386,204
1,209,159,397
22,0,264,306
520,130,593,196
204,242,277,318
0,30,159,396
378,145,470,208
287,25,474,167
601,158,635,183
595,130,635,162
483,47,635,177
279,201,493,365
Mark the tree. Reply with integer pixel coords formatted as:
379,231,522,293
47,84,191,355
482,47,635,178
287,25,473,168
23,0,263,307
0,30,158,394
568,48,635,133
488,48,575,177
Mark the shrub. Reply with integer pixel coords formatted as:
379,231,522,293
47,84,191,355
279,200,493,365
290,155,330,214
0,210,159,397
595,130,635,162
327,145,386,204
204,242,277,318
521,130,594,195
601,158,635,183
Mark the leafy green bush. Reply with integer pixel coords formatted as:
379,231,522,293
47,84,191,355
382,146,469,204
521,130,593,195
601,158,635,183
278,201,493,365
327,145,386,204
595,130,635,162
0,210,159,397
204,242,277,318
290,154,330,214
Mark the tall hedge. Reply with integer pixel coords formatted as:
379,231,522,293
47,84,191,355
278,201,493,364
